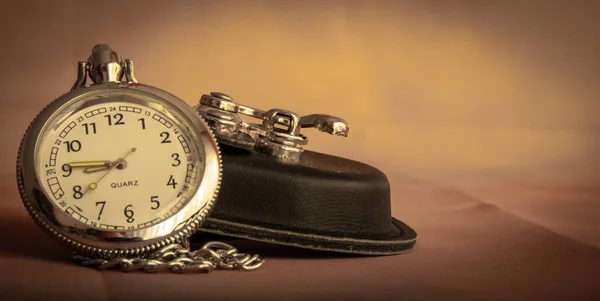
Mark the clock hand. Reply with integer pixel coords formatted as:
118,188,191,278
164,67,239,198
83,166,111,173
66,160,116,173
68,161,111,167
84,162,124,173
83,148,137,195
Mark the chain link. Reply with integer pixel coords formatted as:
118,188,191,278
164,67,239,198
72,241,264,273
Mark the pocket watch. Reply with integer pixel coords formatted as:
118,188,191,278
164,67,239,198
16,44,263,272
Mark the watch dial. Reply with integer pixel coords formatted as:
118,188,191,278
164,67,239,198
35,95,204,231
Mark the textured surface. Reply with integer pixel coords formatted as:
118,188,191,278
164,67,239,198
196,144,416,255
210,145,398,239
0,174,599,301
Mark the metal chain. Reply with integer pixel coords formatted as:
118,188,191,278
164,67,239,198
72,241,264,273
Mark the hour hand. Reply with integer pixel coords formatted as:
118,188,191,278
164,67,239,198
66,161,112,173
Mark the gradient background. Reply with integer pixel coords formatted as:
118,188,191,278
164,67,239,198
0,1,598,300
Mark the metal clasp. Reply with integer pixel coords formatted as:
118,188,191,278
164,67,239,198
71,44,138,90
196,92,349,161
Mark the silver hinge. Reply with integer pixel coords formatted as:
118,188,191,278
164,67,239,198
196,92,349,161
71,44,138,90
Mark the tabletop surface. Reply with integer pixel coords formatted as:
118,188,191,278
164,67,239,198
1,172,599,301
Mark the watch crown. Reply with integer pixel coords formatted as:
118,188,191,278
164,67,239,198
71,44,138,90
91,43,113,53
87,44,122,84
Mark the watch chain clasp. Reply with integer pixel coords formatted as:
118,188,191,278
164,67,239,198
196,92,349,161
71,44,138,90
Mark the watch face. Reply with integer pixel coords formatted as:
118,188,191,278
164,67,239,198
36,98,201,231
18,83,220,254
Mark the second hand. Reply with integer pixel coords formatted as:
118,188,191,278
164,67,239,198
83,147,137,195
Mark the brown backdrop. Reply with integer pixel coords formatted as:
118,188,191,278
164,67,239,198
0,1,598,300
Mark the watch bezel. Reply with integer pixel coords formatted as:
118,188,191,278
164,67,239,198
17,83,221,258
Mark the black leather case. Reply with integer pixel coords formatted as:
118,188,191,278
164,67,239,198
194,144,417,255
